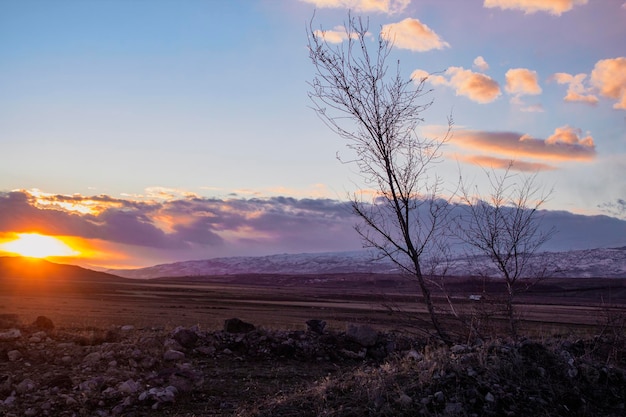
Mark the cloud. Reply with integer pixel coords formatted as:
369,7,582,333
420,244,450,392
551,72,599,105
483,0,588,15
590,57,626,110
381,18,450,52
505,68,542,96
545,125,594,147
453,125,596,161
300,0,410,14
473,56,489,72
312,26,355,44
413,67,501,103
0,190,363,262
456,154,557,172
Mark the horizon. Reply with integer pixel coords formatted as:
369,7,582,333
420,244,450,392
1,0,625,268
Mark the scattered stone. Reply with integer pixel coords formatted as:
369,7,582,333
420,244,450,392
398,393,413,406
7,349,22,361
450,344,468,354
444,402,463,414
346,324,379,347
32,316,54,330
224,318,256,333
163,349,185,361
0,328,21,341
406,349,423,361
485,392,495,402
83,352,102,365
120,325,135,332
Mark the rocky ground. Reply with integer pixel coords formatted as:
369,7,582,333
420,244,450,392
0,314,625,416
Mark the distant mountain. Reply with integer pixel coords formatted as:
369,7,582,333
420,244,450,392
0,256,125,282
108,247,626,279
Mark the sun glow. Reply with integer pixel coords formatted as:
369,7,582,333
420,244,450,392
0,233,80,258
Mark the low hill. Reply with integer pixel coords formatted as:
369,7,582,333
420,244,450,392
0,256,126,283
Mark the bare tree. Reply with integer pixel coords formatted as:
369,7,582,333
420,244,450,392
457,164,555,337
307,16,453,341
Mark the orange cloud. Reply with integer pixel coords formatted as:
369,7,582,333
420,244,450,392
551,72,599,105
590,57,626,110
413,67,501,103
483,0,588,15
381,18,450,52
453,126,596,161
544,125,594,147
505,68,542,96
456,154,557,172
300,0,410,14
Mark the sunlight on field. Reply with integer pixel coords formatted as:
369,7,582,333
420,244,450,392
0,233,80,258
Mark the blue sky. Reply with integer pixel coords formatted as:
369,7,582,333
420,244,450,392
1,0,625,267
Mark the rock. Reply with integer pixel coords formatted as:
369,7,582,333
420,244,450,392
224,318,255,333
118,379,141,394
172,327,198,348
306,319,327,334
398,393,413,406
450,344,468,354
163,349,185,361
16,378,36,394
32,315,54,330
0,328,21,341
485,392,495,402
346,324,379,347
406,349,423,361
7,350,22,361
83,352,102,364
120,325,135,332
434,391,445,403
445,402,463,414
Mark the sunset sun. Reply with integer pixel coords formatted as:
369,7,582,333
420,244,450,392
0,233,80,258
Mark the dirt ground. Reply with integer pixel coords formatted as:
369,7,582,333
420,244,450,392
1,271,624,335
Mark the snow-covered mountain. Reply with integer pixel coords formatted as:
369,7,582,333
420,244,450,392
108,247,626,279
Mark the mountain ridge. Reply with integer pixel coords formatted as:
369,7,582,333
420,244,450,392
107,247,626,279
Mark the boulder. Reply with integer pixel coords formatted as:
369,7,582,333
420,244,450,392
32,316,54,330
306,319,327,334
346,324,379,347
223,318,255,334
172,327,199,348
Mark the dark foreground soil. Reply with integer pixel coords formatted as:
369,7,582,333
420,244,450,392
0,267,625,416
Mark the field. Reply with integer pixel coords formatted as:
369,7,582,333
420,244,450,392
1,268,625,334
1,259,625,416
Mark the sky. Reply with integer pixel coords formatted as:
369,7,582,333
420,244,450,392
1,0,625,269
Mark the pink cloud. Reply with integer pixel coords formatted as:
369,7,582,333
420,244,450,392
551,72,599,105
456,154,557,172
453,126,596,162
412,67,501,103
590,57,626,110
381,18,449,52
505,68,542,96
483,0,588,15
299,0,410,14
